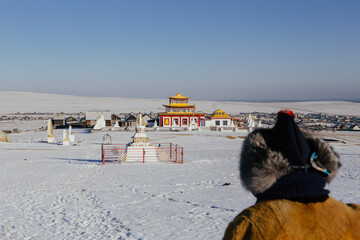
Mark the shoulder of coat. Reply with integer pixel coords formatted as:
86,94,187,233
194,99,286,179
224,211,265,240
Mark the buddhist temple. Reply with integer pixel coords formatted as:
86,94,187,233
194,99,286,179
158,92,205,127
204,109,233,127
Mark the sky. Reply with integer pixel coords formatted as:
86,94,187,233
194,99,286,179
0,0,359,101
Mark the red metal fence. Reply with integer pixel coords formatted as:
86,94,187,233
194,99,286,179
101,143,184,165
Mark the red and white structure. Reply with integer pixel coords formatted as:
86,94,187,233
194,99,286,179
158,92,205,128
101,143,183,165
101,113,184,164
126,113,158,162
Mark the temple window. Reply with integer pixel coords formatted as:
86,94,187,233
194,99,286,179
223,120,228,126
216,120,220,126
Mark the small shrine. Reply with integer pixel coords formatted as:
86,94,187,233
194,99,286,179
126,113,158,162
158,92,205,128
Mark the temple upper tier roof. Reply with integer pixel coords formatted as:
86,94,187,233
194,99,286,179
169,92,189,99
163,104,195,108
211,109,230,118
158,112,205,116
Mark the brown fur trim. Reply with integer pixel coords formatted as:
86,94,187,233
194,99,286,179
240,129,340,195
302,131,340,183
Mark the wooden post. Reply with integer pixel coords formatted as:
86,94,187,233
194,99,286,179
102,144,105,165
175,144,178,162
143,148,145,163
170,143,172,161
181,147,184,164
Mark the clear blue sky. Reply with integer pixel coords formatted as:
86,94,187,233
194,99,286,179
1,0,359,101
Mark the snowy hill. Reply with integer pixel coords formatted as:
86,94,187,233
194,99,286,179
1,91,360,116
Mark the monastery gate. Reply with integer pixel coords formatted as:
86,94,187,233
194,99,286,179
101,143,184,165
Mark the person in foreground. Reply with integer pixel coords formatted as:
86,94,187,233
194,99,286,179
223,110,360,240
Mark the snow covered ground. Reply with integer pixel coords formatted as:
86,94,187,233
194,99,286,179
1,128,360,239
0,92,360,239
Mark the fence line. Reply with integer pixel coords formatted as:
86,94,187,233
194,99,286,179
101,143,183,165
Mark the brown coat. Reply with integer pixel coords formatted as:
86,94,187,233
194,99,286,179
223,197,360,240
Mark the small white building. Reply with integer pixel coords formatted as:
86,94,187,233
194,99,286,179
204,109,233,128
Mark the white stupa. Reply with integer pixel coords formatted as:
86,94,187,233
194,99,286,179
111,119,120,131
187,118,199,131
63,129,70,145
126,113,158,162
248,114,256,131
113,120,120,128
93,114,106,130
69,126,75,143
47,119,55,143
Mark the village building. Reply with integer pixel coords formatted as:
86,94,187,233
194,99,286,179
349,125,360,131
142,113,153,126
52,114,65,127
111,114,122,126
125,114,137,127
65,116,78,126
158,92,205,128
204,109,233,127
232,117,247,127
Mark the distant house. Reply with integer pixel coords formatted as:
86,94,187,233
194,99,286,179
21,116,31,121
53,114,65,127
125,114,137,127
334,124,348,131
79,117,87,127
111,114,128,127
111,114,122,124
232,118,247,127
65,116,78,125
85,111,112,127
349,125,360,131
142,113,154,127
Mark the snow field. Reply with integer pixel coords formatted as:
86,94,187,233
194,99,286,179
1,128,360,239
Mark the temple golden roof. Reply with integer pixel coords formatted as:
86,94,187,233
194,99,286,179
158,112,205,116
169,92,189,99
211,109,230,118
163,104,195,108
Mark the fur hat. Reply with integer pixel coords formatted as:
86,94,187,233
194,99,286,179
240,111,340,196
